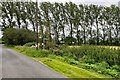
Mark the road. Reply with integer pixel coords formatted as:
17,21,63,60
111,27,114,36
0,44,66,78
0,44,2,79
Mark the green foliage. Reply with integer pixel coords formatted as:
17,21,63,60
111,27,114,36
79,56,95,64
106,69,120,78
111,65,120,71
88,38,96,45
45,42,56,50
59,45,120,66
39,58,109,78
64,36,76,45
63,56,78,65
58,45,120,77
1,2,120,46
23,42,35,47
0,38,4,44
13,45,120,78
0,38,2,41
14,46,51,57
78,62,120,78
48,54,58,59
97,61,109,68
3,28,36,45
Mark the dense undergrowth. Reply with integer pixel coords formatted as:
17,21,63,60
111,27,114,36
13,45,120,78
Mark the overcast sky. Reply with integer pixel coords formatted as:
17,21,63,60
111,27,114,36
0,0,120,38
37,0,119,6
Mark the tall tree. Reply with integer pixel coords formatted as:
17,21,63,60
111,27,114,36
26,2,36,32
59,3,67,41
105,6,113,45
40,2,52,42
92,5,101,45
21,2,28,29
65,2,75,40
49,3,61,44
14,2,21,29
73,4,80,45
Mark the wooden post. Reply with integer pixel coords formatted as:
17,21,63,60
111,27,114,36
36,0,38,50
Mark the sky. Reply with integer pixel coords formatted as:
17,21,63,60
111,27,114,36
38,0,119,6
0,0,120,38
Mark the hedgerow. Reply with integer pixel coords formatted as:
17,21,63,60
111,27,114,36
13,45,120,77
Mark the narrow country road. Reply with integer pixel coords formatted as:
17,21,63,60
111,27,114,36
1,44,66,78
0,44,2,79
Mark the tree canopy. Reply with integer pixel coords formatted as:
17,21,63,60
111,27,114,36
0,2,120,45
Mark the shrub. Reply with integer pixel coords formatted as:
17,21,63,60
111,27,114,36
55,56,65,61
14,45,120,78
106,69,119,78
24,42,36,47
111,65,120,71
45,42,56,50
59,45,120,66
14,46,49,57
79,56,95,64
62,56,78,65
64,36,76,45
3,28,36,45
48,54,57,59
97,61,109,68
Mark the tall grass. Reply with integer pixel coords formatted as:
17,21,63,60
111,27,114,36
58,45,120,66
13,45,120,78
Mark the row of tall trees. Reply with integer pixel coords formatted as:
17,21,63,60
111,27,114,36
0,2,120,45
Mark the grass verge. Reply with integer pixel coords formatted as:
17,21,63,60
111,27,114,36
36,58,110,78
11,46,111,78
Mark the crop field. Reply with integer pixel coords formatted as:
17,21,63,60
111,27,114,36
1,1,120,79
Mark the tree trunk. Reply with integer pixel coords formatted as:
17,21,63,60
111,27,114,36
48,20,51,42
70,20,73,38
62,26,65,40
54,24,59,44
109,26,112,45
70,20,73,44
32,21,35,32
96,22,99,45
76,26,79,45
83,28,86,44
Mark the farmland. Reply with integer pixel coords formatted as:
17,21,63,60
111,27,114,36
1,1,120,78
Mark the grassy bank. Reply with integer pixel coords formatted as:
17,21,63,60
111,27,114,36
37,58,109,78
11,45,120,78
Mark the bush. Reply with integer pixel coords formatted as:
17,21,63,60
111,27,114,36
78,62,120,78
45,42,56,50
3,28,36,45
14,46,50,57
0,38,4,44
64,36,76,45
24,42,36,47
79,56,95,64
106,69,119,78
14,45,120,78
59,45,120,66
111,65,120,71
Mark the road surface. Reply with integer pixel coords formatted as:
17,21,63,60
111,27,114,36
1,44,66,78
0,44,2,79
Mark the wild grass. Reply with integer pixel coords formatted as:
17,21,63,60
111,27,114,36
36,58,110,78
12,45,120,78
